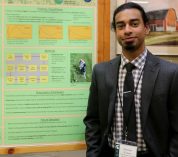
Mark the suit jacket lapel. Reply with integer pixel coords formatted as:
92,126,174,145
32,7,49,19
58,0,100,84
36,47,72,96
141,52,160,129
106,56,121,131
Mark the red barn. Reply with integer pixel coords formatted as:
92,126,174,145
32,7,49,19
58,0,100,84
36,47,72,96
147,8,178,32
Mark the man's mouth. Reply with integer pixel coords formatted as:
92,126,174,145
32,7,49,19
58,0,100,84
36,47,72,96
124,37,136,42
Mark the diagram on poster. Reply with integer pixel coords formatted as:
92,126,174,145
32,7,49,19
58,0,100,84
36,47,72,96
6,53,48,84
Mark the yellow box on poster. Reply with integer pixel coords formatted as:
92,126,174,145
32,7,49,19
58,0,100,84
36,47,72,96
23,54,32,61
7,54,15,61
7,76,15,84
29,76,37,83
17,64,26,72
17,76,26,83
7,64,15,72
40,76,48,83
28,65,37,72
40,54,48,61
40,65,48,72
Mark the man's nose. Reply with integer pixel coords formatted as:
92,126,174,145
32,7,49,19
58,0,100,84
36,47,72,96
124,24,132,34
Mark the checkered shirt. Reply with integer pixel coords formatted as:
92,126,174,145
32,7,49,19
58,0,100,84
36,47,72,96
108,49,148,151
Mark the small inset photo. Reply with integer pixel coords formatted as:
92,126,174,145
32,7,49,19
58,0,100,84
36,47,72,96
70,53,92,83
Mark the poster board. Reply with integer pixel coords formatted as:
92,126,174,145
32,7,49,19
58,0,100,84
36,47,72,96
0,0,110,154
117,0,178,59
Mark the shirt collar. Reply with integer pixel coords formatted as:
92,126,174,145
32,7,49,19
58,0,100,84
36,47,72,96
121,49,147,70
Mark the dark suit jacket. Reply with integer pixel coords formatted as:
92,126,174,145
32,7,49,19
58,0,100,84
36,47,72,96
83,52,178,157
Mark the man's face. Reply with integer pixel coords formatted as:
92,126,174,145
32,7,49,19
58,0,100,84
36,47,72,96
115,8,149,52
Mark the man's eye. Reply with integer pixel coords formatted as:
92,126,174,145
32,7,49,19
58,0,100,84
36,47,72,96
131,22,139,27
116,24,125,29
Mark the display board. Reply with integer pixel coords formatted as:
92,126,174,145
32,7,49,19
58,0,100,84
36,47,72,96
0,0,110,154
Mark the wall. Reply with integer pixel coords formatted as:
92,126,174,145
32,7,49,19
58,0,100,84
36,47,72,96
110,0,117,59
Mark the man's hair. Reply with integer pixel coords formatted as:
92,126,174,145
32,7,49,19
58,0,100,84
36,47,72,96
112,2,149,30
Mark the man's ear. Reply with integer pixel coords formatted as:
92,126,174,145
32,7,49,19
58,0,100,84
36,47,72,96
145,24,150,35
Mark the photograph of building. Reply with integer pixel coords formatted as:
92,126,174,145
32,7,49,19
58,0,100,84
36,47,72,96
147,8,178,32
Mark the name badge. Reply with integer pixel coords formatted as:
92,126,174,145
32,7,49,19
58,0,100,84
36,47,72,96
115,140,137,157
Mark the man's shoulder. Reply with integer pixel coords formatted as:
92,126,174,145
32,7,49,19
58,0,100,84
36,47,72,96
92,56,120,74
94,55,120,67
147,51,178,70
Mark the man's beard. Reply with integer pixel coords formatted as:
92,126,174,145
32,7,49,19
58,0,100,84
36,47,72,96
118,40,137,52
123,43,136,51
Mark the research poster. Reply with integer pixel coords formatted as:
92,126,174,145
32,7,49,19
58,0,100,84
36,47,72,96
0,0,97,146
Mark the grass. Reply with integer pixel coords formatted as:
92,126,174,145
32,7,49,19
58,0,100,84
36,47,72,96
70,53,92,83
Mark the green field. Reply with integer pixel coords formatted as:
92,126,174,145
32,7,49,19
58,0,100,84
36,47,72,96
70,53,92,83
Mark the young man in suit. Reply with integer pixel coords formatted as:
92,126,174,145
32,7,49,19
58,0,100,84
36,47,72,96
83,2,178,157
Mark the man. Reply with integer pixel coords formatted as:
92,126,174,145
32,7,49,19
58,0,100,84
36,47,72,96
79,59,87,79
83,2,178,157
